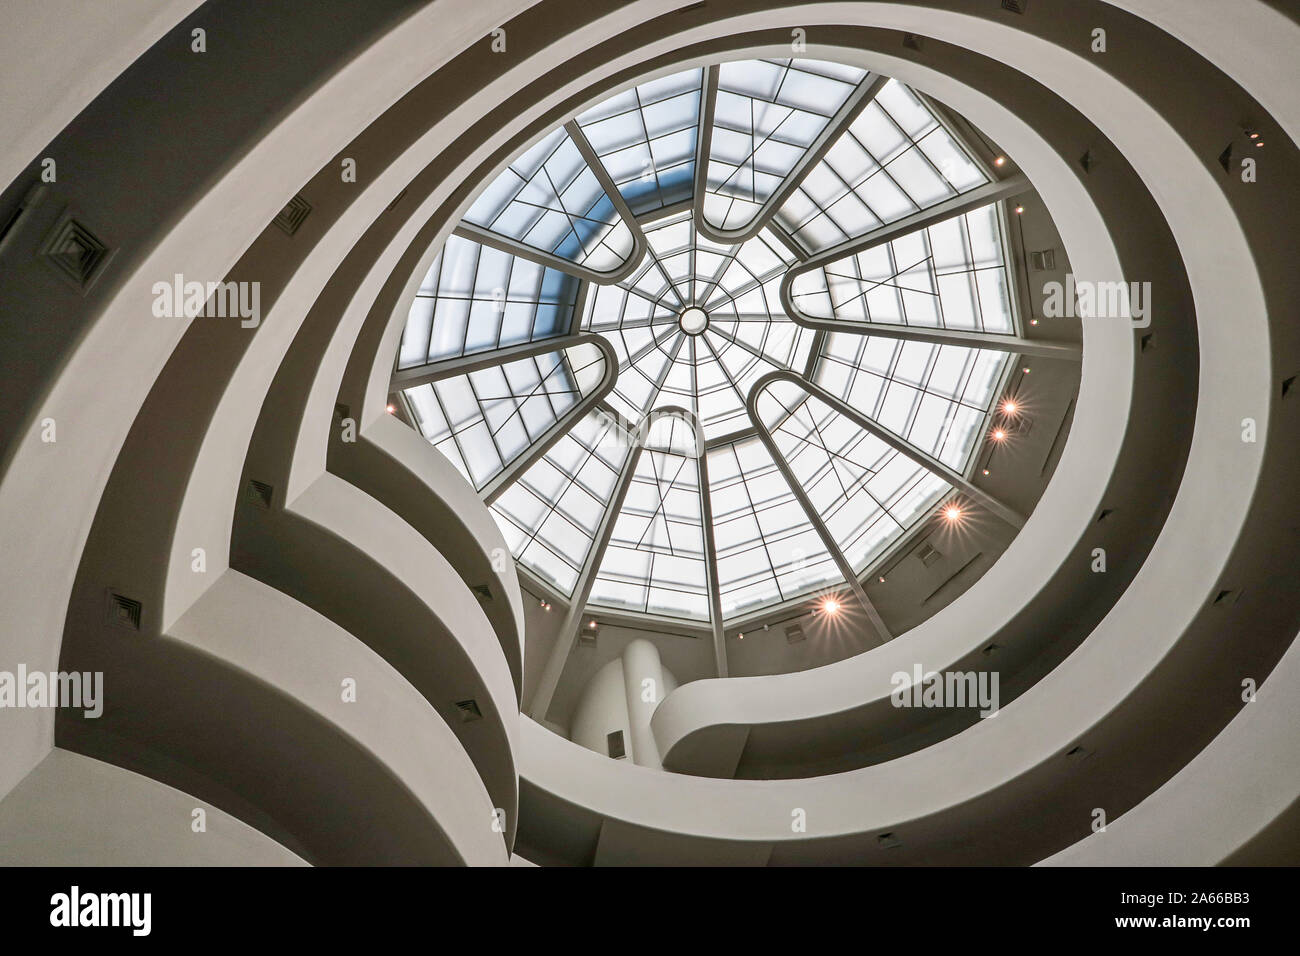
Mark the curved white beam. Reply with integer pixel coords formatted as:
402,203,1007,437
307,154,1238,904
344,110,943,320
751,370,1027,529
528,405,703,719
777,174,1081,359
744,377,892,643
0,0,199,195
696,446,729,676
693,71,889,245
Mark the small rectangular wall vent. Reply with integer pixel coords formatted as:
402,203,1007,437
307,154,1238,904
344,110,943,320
247,479,274,509
877,832,902,849
607,730,626,759
785,622,805,644
1029,249,1056,271
0,182,46,253
471,583,493,601
40,215,110,290
273,194,311,236
455,699,482,722
1218,143,1234,173
0,205,24,249
106,590,142,631
916,543,942,567
1213,588,1240,607
1001,0,1027,13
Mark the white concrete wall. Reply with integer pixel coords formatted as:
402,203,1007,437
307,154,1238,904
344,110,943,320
0,0,200,193
570,658,632,763
1041,626,1300,866
570,640,678,769
0,749,306,867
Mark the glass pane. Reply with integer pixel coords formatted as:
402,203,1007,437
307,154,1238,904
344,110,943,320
790,203,1017,337
777,80,988,253
703,59,869,235
577,68,704,216
404,345,608,491
465,127,638,274
397,234,579,369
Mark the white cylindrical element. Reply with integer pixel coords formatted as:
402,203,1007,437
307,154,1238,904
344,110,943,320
678,307,708,335
569,639,675,768
568,658,631,761
621,638,666,769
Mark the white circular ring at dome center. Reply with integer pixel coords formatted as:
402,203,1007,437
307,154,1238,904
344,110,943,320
678,307,709,335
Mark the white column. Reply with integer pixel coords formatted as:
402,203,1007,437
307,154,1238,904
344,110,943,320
621,638,666,770
568,638,674,769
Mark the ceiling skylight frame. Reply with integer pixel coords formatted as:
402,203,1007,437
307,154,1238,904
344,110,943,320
774,78,992,256
396,233,581,371
393,56,1059,646
576,67,706,218
693,61,883,245
528,406,709,717
587,424,713,622
403,338,614,494
457,120,650,284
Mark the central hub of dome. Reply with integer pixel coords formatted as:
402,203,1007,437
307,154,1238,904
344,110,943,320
678,306,709,335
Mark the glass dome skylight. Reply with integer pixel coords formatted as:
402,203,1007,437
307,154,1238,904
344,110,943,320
396,58,1032,633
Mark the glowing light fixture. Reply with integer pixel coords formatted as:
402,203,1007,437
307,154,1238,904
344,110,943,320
943,504,963,523
822,598,841,615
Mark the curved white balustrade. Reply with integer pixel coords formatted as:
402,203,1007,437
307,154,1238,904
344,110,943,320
0,0,534,799
0,749,306,867
172,571,507,865
1041,625,1300,867
0,0,200,194
339,412,527,691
